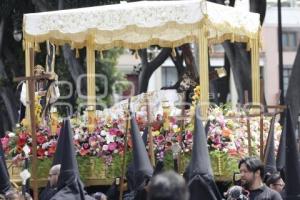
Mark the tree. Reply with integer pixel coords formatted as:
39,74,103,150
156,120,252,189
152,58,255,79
0,0,125,133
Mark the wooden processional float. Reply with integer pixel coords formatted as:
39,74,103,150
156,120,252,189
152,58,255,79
22,1,261,198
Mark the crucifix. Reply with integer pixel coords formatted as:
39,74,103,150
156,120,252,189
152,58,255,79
14,47,54,200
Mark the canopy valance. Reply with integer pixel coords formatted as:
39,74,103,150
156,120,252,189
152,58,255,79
23,0,260,50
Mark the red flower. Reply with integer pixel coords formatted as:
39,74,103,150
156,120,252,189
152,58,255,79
48,143,56,156
37,135,47,144
17,138,27,147
37,147,45,157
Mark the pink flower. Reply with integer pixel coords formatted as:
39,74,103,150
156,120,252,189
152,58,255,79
185,131,193,141
156,135,165,144
79,148,89,156
1,137,9,150
108,142,117,151
109,128,119,136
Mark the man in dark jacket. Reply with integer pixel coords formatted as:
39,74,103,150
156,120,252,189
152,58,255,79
239,157,282,200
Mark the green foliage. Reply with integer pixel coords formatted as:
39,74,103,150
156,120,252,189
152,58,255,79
95,48,128,107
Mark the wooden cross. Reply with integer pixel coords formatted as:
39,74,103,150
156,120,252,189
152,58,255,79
14,71,53,200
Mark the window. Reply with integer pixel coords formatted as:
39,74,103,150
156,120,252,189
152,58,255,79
211,44,224,53
282,32,297,51
162,67,178,87
283,66,292,95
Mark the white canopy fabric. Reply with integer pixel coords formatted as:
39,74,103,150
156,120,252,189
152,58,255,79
23,0,260,50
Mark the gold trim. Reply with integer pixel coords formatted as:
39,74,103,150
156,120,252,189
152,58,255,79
199,23,209,118
86,35,96,132
251,37,260,103
24,19,259,51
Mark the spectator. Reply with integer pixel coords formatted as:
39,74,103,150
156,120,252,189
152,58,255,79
238,157,282,200
48,164,61,188
265,173,285,193
92,192,107,200
147,170,189,200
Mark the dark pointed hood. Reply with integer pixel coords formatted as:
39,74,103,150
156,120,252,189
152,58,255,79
130,112,153,190
189,106,212,178
126,127,150,192
188,106,222,200
264,116,277,175
0,141,11,194
52,121,66,166
285,107,300,199
50,118,87,200
276,117,286,172
205,120,211,136
40,121,66,200
142,127,148,146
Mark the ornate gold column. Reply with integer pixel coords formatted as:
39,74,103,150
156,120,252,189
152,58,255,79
251,38,260,104
198,23,209,118
24,41,33,126
86,36,96,132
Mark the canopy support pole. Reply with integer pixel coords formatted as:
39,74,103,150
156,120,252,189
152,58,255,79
199,24,209,118
86,36,96,132
25,41,38,200
251,38,260,104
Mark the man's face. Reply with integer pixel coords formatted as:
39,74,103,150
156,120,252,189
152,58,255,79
270,178,285,193
239,163,255,189
48,168,59,187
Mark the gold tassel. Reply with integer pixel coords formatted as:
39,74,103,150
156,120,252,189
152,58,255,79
34,42,41,52
76,48,80,58
171,48,176,57
56,45,60,56
100,51,103,59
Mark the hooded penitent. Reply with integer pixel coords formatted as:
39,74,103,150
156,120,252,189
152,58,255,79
0,141,11,194
276,116,286,174
130,113,153,187
129,113,153,199
188,106,222,200
285,107,300,200
50,118,93,200
40,122,66,200
264,116,277,176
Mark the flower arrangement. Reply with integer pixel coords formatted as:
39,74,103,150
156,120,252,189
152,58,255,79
1,87,282,172
206,105,282,158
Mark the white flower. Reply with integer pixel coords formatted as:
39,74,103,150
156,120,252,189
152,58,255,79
106,134,115,144
100,130,107,136
74,134,80,140
42,143,49,149
102,145,108,151
74,128,80,134
7,132,16,137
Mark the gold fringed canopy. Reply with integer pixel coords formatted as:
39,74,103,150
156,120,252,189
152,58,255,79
23,0,261,117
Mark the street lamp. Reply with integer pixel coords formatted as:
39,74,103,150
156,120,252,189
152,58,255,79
13,29,22,42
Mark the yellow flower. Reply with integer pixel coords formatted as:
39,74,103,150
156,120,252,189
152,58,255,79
152,131,160,136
